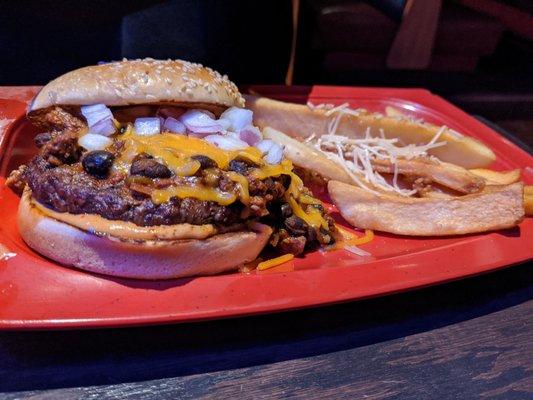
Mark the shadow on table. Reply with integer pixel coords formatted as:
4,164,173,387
0,263,531,393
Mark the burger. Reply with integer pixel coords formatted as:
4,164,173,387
7,58,336,279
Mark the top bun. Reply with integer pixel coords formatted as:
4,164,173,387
29,58,245,114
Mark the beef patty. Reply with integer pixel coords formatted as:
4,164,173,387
22,156,290,227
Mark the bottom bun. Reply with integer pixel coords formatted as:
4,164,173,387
18,193,272,280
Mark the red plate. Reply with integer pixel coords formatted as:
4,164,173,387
0,86,531,330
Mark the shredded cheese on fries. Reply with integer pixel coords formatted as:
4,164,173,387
306,102,447,197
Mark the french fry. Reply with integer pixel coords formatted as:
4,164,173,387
262,127,353,185
469,168,521,185
372,158,485,194
246,95,496,169
385,106,408,118
525,186,533,216
328,180,524,236
419,189,455,199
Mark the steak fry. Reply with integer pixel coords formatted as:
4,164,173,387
263,127,485,195
262,127,352,184
469,168,521,185
245,95,496,168
371,158,485,194
525,186,533,216
328,180,524,236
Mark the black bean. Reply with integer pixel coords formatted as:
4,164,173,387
130,158,172,178
191,155,217,169
82,151,115,178
34,132,52,148
229,159,250,175
280,203,293,218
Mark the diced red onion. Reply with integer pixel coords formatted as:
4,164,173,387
179,109,222,134
81,104,113,128
163,117,186,134
78,133,113,151
220,107,253,132
260,140,284,164
239,125,262,145
204,134,249,150
255,139,275,154
89,117,116,136
134,117,161,136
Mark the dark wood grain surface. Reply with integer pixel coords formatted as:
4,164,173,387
1,117,532,400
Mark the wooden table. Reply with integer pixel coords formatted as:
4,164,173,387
1,114,531,399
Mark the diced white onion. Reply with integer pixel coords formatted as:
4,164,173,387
219,107,253,132
134,117,161,136
264,142,284,164
81,104,113,127
226,131,243,141
204,134,249,150
256,139,284,164
180,109,221,134
239,125,262,145
78,133,113,151
255,139,275,154
163,117,186,134
217,118,232,131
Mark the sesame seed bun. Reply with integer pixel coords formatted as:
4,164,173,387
28,58,245,115
19,189,272,280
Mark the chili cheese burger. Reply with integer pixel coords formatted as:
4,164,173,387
7,58,336,279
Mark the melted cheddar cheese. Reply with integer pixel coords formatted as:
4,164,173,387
226,171,250,205
250,160,292,180
333,225,375,250
257,254,295,271
287,196,328,229
138,133,262,169
115,132,327,227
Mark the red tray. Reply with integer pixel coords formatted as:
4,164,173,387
0,86,531,330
